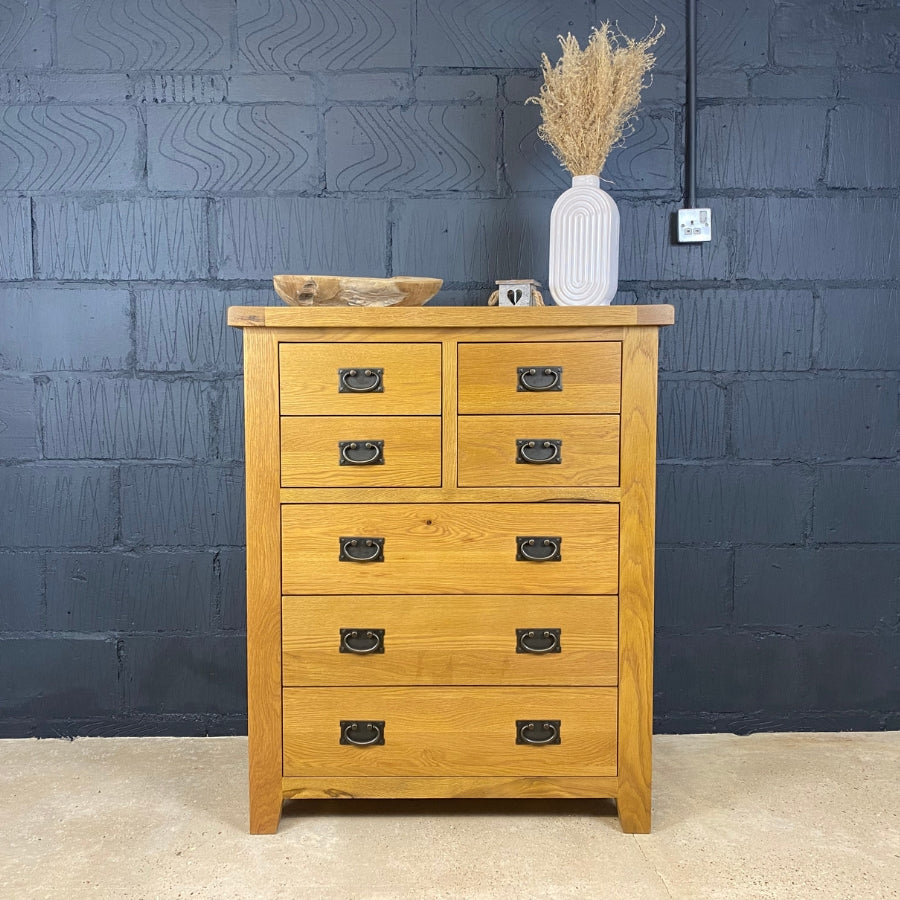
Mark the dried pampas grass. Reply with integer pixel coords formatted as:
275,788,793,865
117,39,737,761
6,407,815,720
527,21,664,178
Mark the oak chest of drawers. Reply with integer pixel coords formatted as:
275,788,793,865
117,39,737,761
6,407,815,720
228,304,674,834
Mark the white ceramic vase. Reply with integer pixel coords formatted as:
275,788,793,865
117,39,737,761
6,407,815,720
548,174,619,306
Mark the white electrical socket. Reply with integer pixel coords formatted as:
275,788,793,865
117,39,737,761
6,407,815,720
677,208,712,242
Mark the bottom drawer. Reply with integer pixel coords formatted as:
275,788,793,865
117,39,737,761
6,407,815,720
283,687,617,778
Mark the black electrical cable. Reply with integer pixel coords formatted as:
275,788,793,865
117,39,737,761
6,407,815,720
685,0,697,209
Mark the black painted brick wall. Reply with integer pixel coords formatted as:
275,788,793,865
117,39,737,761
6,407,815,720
0,0,897,737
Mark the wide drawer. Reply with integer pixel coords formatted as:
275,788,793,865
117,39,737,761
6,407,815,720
280,343,441,415
283,687,617,777
281,416,441,487
458,415,619,487
282,594,618,686
458,342,621,414
281,503,619,595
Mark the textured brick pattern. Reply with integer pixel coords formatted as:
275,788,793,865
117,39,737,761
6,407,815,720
0,198,32,279
0,466,116,548
0,287,131,371
657,380,726,459
657,464,814,545
46,551,218,631
394,199,552,284
819,289,900,371
0,0,52,69
135,288,270,373
655,548,732,628
216,198,387,279
37,198,208,280
39,376,215,460
0,106,141,191
120,465,245,547
698,105,826,189
0,0,897,737
0,552,43,630
0,376,38,459
416,0,592,68
656,290,814,372
734,548,899,628
827,106,900,189
732,378,898,461
238,0,411,71
58,0,231,71
326,105,497,192
736,197,899,280
147,104,317,192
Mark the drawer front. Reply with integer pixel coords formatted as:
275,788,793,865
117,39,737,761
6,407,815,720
281,416,441,487
283,687,617,777
458,342,621,414
458,415,619,487
282,503,619,595
282,594,618,686
280,343,441,415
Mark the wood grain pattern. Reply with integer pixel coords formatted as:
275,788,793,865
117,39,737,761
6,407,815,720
281,416,441,487
283,687,617,777
616,327,659,835
227,305,675,328
273,274,442,307
457,342,622,414
279,486,623,504
458,415,620,487
282,594,618,686
241,328,283,834
441,336,458,492
281,502,619,595
282,775,620,800
279,342,441,415
230,306,671,833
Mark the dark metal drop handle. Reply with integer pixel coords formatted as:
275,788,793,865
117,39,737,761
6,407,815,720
340,538,383,562
518,440,560,464
341,630,383,654
342,722,382,746
518,721,559,745
518,367,560,392
340,441,382,465
340,368,383,393
518,538,560,562
518,630,559,654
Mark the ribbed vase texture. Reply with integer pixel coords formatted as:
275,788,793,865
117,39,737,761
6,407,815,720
549,174,620,306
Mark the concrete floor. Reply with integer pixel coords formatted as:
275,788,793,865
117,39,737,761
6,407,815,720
0,733,898,899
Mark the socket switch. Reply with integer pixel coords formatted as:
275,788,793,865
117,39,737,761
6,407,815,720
677,208,712,243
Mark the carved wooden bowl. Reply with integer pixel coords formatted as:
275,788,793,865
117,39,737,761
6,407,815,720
273,275,443,307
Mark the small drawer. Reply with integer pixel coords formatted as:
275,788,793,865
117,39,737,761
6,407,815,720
282,594,618,686
281,502,619,596
281,416,441,487
458,342,621,414
458,415,619,487
280,343,441,415
282,687,617,777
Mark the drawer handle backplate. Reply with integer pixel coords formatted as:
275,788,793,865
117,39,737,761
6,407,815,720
516,536,562,562
339,440,384,466
516,628,561,654
339,367,384,393
517,366,562,392
339,537,385,562
340,628,385,654
340,720,385,746
516,439,562,465
516,720,561,745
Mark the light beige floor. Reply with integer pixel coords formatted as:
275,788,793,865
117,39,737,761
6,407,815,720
0,732,898,899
